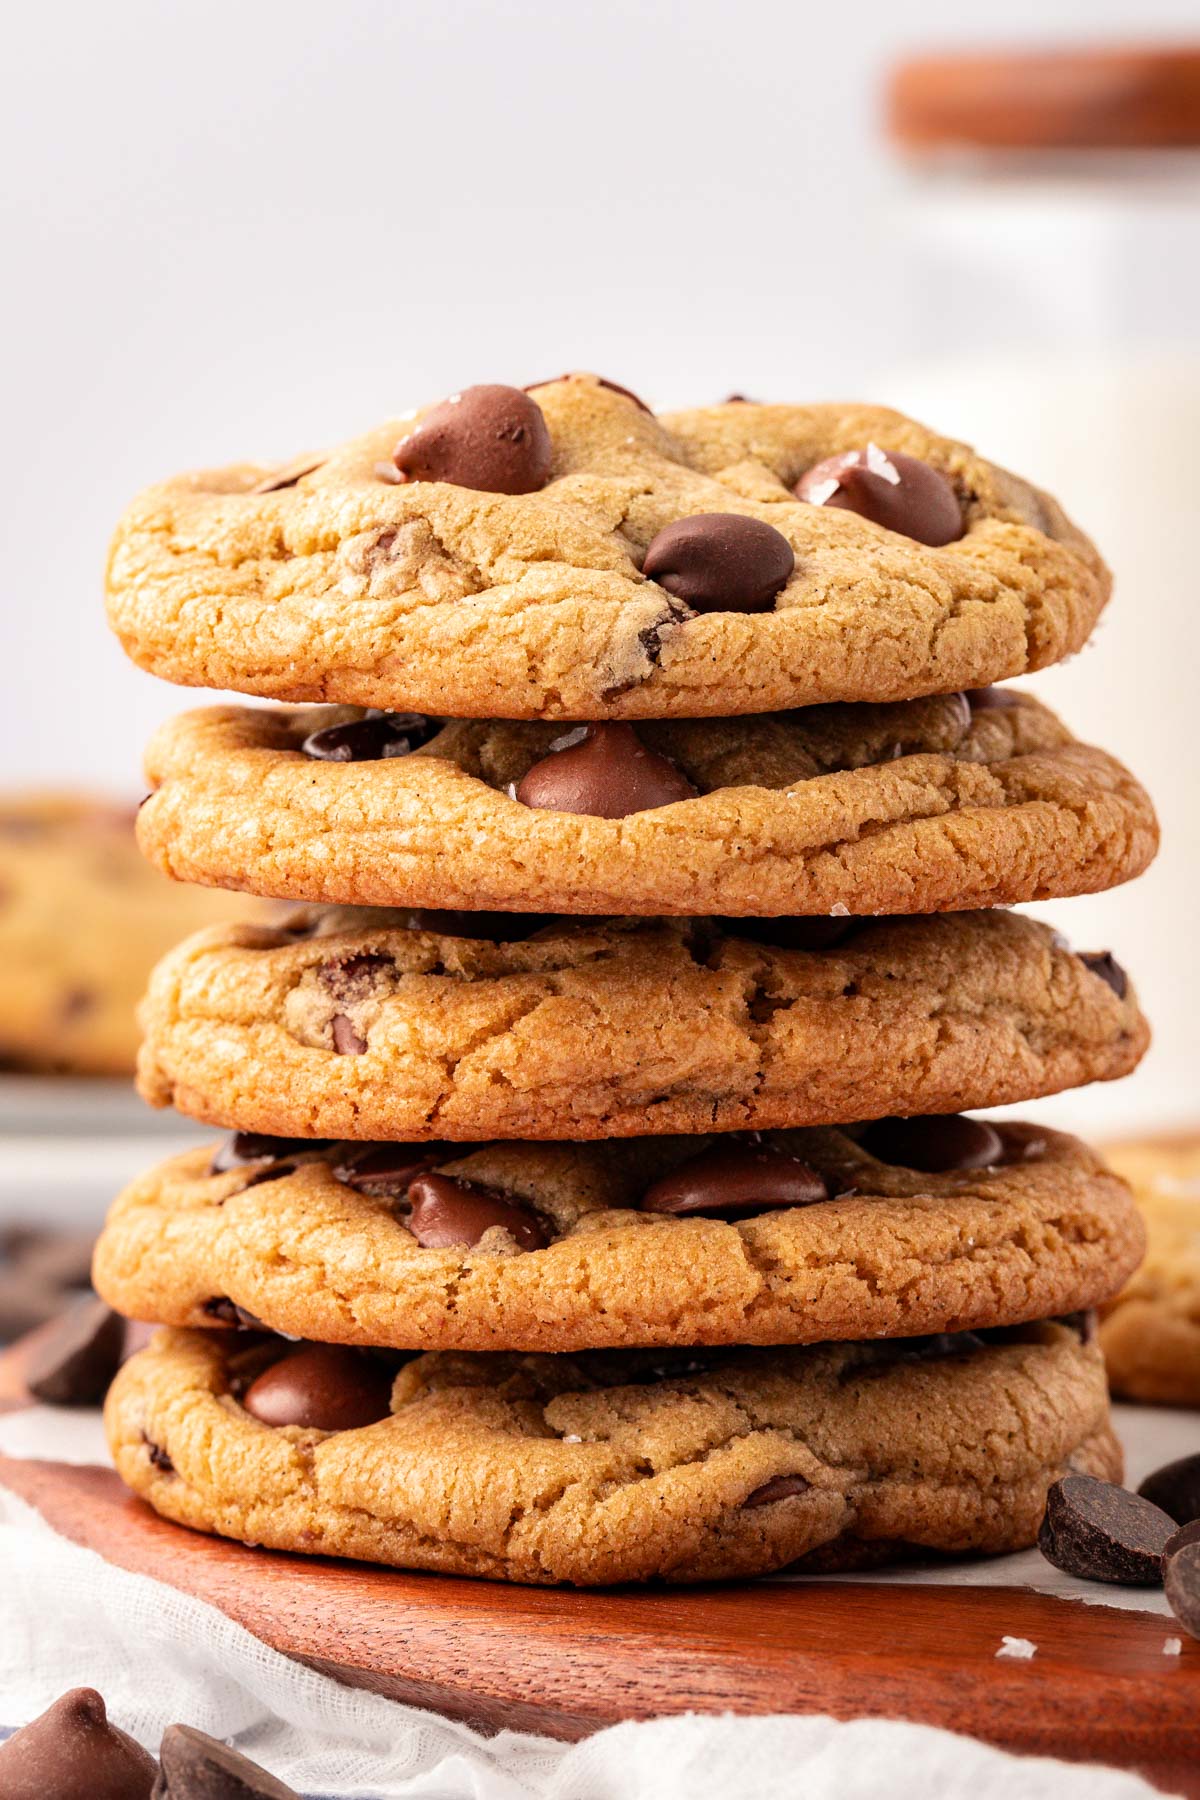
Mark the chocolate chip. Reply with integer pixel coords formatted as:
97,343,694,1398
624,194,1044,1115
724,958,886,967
989,1121,1049,1165
1054,1308,1098,1344
154,1722,299,1800
1166,1519,1200,1557
201,1296,261,1329
743,1474,810,1507
240,1162,298,1190
300,712,435,763
514,723,697,818
247,452,327,495
210,1134,328,1175
241,1343,394,1431
406,1172,548,1251
1138,1455,1200,1527
319,952,393,1005
25,1296,126,1406
1080,951,1129,1000
145,1436,175,1473
331,1015,367,1055
392,385,552,493
1164,1542,1200,1642
333,1143,444,1197
964,685,1021,710
642,513,794,614
722,916,861,951
640,1142,830,1219
723,393,757,404
1038,1475,1175,1585
0,1687,158,1800
795,446,964,547
859,1114,1004,1174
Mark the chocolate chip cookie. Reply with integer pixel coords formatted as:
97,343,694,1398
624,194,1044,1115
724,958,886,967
134,909,1148,1141
1099,1136,1200,1406
106,378,1109,720
92,1121,1143,1352
135,690,1156,915
104,1320,1118,1585
0,793,271,1075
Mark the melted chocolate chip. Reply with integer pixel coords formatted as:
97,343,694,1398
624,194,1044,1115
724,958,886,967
722,916,862,951
300,712,436,763
210,1134,329,1176
319,952,393,1004
514,723,697,818
156,1723,300,1800
201,1296,261,1330
145,1436,175,1473
396,909,555,941
743,1474,810,1507
641,1143,831,1219
642,513,794,614
1080,951,1129,1000
331,1015,367,1055
25,1297,126,1406
795,446,964,547
964,685,1021,710
859,1114,1004,1174
333,1143,444,1197
406,1172,548,1250
1139,1455,1200,1527
392,385,552,493
241,1343,394,1431
990,1121,1049,1165
0,1687,158,1800
1038,1475,1175,1586
248,452,327,495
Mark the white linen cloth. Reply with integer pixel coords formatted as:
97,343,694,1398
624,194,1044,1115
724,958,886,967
0,1407,1189,1798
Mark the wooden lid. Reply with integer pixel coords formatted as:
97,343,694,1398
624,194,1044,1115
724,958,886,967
888,43,1200,152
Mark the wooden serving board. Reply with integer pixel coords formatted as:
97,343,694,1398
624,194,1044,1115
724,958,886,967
2,1337,1198,1794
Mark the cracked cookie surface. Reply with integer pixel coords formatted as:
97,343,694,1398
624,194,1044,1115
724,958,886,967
136,690,1157,914
135,909,1148,1141
105,379,1109,720
1099,1137,1200,1406
105,1321,1119,1585
92,1124,1144,1352
0,793,272,1075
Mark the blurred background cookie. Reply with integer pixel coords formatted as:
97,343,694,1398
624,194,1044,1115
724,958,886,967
1099,1136,1200,1406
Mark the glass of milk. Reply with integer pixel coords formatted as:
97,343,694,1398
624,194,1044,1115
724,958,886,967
879,45,1200,1136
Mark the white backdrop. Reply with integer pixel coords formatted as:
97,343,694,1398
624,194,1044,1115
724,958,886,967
2,0,1197,1135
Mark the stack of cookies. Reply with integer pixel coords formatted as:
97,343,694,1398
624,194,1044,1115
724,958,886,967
95,376,1157,1586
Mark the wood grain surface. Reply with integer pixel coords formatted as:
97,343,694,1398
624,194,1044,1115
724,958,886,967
2,1341,1198,1792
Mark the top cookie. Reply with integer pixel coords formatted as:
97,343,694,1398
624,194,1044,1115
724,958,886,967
106,375,1109,720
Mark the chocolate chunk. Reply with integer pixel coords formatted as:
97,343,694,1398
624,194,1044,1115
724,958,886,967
1139,1454,1200,1527
1165,1542,1200,1642
641,1142,830,1219
241,1343,394,1431
154,1722,299,1800
210,1134,328,1175
333,1143,443,1197
392,385,552,494
331,1014,367,1055
248,452,327,496
1038,1474,1175,1585
642,513,794,614
319,952,393,1005
795,446,964,547
964,685,1021,710
1080,950,1129,1000
201,1297,261,1330
300,712,435,763
514,723,697,818
990,1121,1049,1165
859,1114,1004,1174
406,1172,548,1250
0,1687,157,1800
1166,1519,1200,1557
240,1162,298,1190
25,1296,126,1406
743,1474,810,1507
723,915,861,951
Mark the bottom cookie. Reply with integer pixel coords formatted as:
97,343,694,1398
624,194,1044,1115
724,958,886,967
107,1320,1117,1587
1099,1136,1200,1406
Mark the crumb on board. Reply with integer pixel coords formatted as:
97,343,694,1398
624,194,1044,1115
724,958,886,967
996,1636,1037,1661
1163,1638,1183,1657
